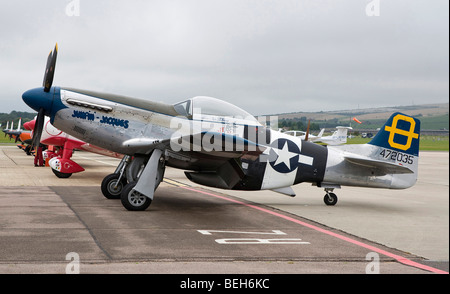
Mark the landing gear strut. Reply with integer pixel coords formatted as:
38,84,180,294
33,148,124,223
101,155,131,199
323,188,338,206
101,151,165,211
120,149,165,211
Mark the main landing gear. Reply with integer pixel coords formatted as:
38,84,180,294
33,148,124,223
101,155,131,199
100,150,165,211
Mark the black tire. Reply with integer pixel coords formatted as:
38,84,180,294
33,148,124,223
120,182,152,211
52,168,72,178
324,193,338,206
101,173,127,199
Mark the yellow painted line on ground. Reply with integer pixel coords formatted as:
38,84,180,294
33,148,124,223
163,178,188,187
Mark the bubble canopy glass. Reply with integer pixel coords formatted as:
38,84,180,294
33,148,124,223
173,96,260,124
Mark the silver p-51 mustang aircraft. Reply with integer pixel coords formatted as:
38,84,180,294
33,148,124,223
22,44,421,211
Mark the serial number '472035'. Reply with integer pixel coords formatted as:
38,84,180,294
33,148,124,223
380,149,414,165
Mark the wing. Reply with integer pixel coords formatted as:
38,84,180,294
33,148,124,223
122,132,267,159
122,132,267,190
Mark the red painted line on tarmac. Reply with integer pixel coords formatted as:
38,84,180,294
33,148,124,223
181,186,449,274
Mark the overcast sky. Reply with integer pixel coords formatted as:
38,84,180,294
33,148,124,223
1,0,448,115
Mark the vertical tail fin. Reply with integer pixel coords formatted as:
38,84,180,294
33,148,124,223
321,112,421,190
369,112,420,157
317,128,325,137
334,126,352,145
368,112,421,188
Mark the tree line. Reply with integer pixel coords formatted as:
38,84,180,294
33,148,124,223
0,111,37,128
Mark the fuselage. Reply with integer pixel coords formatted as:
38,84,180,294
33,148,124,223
22,87,329,190
22,86,417,192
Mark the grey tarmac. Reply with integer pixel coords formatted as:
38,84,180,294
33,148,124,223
0,145,447,274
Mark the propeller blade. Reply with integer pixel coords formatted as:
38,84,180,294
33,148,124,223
42,50,53,90
304,119,311,141
31,108,45,148
43,43,58,92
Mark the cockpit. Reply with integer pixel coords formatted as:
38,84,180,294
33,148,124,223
173,96,261,125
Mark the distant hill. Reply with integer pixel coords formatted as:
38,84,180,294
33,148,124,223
269,103,449,131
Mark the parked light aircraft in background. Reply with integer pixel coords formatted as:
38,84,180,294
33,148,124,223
314,126,353,145
3,119,32,148
285,126,352,146
2,121,11,137
3,119,21,141
22,44,421,211
284,129,325,143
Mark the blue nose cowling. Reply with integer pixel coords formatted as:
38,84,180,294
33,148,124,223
22,87,54,116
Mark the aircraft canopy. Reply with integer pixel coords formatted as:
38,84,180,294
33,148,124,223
174,96,260,124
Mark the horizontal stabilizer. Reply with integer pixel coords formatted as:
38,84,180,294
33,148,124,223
344,155,414,174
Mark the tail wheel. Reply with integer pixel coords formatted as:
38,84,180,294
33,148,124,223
324,193,338,206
